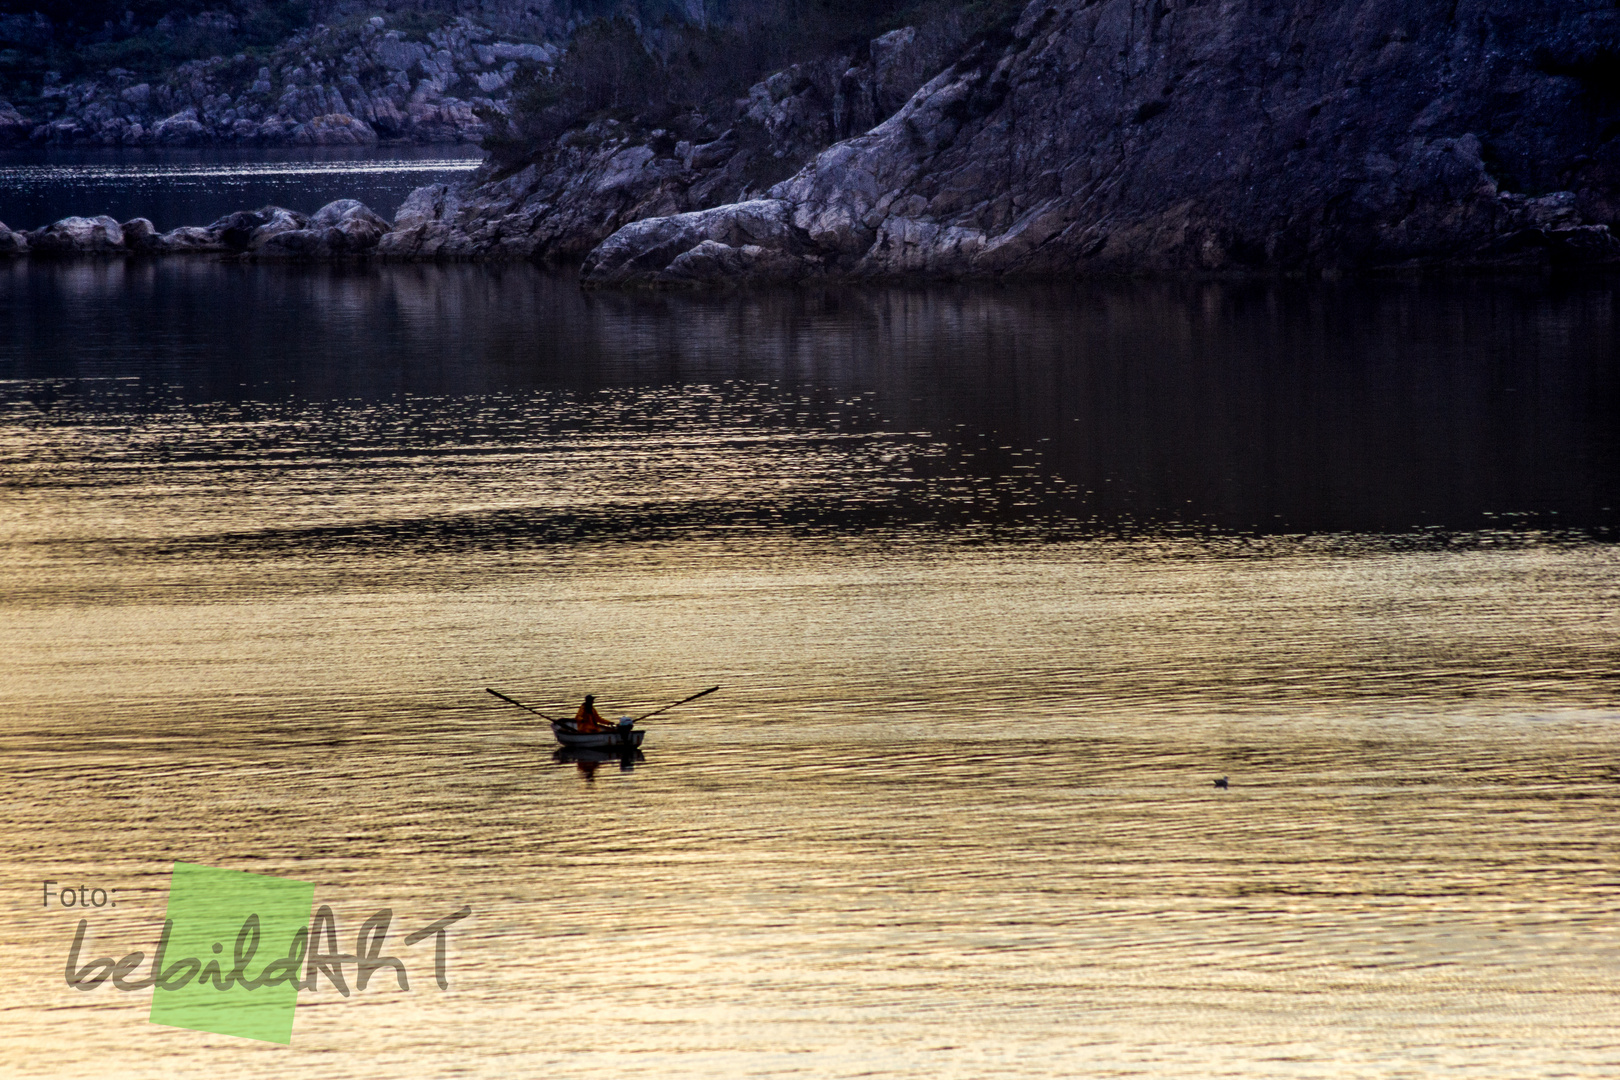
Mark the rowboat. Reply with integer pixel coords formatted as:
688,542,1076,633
486,685,717,753
551,721,644,750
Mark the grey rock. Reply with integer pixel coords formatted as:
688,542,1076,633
378,183,471,258
1501,191,1583,230
0,101,34,145
290,113,378,146
658,238,816,284
152,109,209,145
242,207,310,250
253,200,389,258
27,215,125,254
119,217,157,251
1490,223,1620,266
0,221,28,254
870,28,927,118
37,118,82,143
152,225,228,252
581,200,812,285
489,42,555,64
404,99,485,141
375,35,430,74
253,116,298,143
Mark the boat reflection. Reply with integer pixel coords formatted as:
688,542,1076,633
552,745,645,778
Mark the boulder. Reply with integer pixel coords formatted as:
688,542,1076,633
0,221,28,254
119,217,157,251
151,225,227,252
581,200,813,286
152,109,209,145
245,207,309,250
657,239,817,285
1491,224,1620,266
27,215,125,254
204,209,270,250
253,200,389,258
377,183,471,258
309,199,389,246
0,101,31,145
290,113,378,146
489,42,555,64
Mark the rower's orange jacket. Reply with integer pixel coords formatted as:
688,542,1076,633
574,700,608,732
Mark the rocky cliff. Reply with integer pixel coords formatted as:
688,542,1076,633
0,23,950,260
0,12,557,145
580,0,1620,283
0,1,928,147
376,25,952,259
9,0,1619,281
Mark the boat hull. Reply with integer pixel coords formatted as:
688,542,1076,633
551,723,644,750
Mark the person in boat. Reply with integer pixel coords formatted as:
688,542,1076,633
573,694,608,733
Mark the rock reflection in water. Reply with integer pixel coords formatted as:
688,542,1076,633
2,260,1616,539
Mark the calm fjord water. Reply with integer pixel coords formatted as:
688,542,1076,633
2,260,1619,1078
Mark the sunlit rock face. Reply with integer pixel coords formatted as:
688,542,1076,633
377,26,956,264
583,0,1620,283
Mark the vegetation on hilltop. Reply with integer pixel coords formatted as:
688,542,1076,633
0,1,318,105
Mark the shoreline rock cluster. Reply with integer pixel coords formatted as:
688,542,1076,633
0,199,390,258
5,188,1611,279
0,16,556,147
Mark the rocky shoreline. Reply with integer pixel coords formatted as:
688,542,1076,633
3,193,1612,279
0,200,390,258
5,2,1620,284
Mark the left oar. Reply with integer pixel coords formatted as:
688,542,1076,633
486,688,564,724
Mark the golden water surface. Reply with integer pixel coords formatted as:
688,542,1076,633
1,264,1618,1077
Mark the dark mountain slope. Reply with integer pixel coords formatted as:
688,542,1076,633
581,0,1620,282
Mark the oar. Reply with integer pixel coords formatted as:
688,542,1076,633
630,686,720,724
485,688,565,724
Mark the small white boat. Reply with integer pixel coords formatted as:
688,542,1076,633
551,721,644,750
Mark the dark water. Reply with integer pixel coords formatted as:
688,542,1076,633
3,260,1620,1077
3,259,1617,538
0,146,479,231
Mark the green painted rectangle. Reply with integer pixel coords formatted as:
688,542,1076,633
149,862,314,1044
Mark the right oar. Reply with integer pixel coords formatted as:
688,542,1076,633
630,685,720,723
485,688,565,724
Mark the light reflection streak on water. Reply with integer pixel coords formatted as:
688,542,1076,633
0,160,482,183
